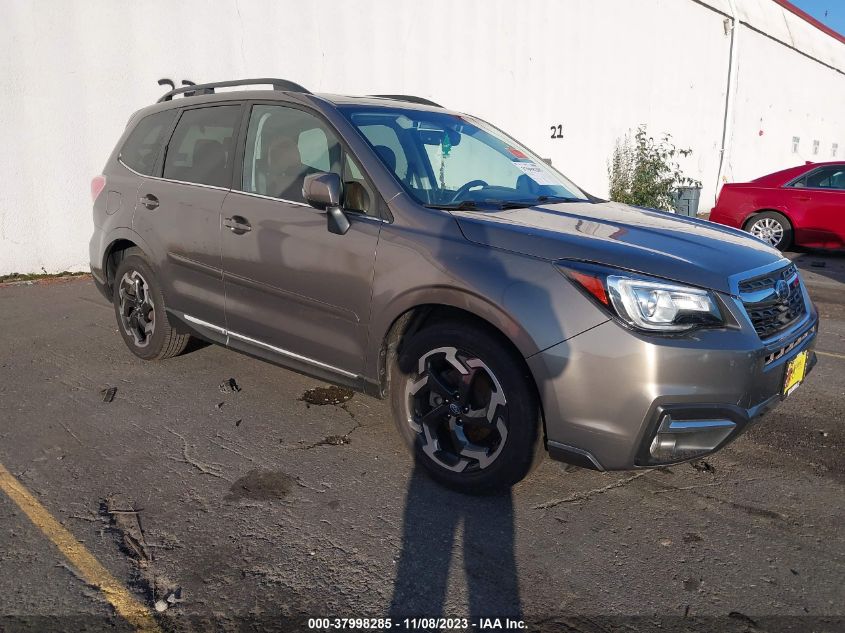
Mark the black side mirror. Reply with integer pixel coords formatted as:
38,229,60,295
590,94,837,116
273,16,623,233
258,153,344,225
303,172,350,235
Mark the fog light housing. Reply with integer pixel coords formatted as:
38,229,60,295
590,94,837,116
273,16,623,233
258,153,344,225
648,413,736,463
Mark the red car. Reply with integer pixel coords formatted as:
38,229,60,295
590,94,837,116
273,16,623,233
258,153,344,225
710,161,845,251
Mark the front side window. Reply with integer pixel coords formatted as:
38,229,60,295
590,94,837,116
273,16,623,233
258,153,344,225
240,105,376,213
339,106,587,209
240,104,342,204
356,124,409,181
119,110,176,175
162,105,241,187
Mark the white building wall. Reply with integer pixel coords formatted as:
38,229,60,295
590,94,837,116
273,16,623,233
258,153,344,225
0,0,842,275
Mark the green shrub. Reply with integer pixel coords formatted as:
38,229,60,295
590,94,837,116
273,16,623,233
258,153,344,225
608,126,701,211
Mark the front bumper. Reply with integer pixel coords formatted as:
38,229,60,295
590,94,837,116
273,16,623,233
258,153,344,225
528,297,819,471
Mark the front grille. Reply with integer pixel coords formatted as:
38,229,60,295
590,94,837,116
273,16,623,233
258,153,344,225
740,264,806,339
764,327,814,365
738,264,797,294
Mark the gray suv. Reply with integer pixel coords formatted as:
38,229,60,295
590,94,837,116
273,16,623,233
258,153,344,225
90,78,819,494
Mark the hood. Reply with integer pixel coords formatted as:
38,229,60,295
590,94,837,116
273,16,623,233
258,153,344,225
452,201,785,294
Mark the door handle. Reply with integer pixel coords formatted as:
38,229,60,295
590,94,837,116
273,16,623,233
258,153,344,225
795,196,811,201
140,193,159,210
224,215,252,234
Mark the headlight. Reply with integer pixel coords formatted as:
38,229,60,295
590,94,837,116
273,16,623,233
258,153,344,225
557,262,724,333
606,276,722,331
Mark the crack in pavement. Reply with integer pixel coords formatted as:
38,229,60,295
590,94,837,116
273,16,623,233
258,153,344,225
164,426,232,482
533,471,651,509
282,418,364,451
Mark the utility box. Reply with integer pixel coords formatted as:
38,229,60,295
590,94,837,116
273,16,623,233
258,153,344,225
672,186,702,216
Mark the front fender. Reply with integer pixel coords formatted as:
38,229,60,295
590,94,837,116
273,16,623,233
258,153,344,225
365,218,608,382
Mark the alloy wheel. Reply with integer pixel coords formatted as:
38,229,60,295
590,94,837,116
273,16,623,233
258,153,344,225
749,217,785,247
404,347,508,473
117,270,155,348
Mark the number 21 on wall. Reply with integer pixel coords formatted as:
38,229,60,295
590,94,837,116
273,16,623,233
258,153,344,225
550,124,563,139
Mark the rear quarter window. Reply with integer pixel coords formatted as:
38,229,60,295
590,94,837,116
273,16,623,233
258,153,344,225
119,110,177,175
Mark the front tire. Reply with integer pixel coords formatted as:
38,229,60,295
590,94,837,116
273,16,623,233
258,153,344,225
745,211,793,251
389,320,544,494
112,248,190,360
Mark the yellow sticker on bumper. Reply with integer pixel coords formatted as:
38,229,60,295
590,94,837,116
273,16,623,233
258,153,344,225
783,350,808,396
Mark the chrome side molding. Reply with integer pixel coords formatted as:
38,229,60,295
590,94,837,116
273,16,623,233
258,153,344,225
182,313,358,379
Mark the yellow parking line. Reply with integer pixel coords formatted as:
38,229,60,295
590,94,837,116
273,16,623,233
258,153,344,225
0,462,162,633
817,350,845,360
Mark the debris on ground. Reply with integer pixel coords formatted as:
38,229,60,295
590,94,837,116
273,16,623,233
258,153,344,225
100,496,183,610
154,588,184,612
817,429,829,438
319,435,349,446
226,469,294,501
219,378,241,393
235,419,242,427
214,401,225,410
683,532,703,543
810,261,826,268
100,386,117,403
690,460,715,473
300,385,354,406
100,496,150,564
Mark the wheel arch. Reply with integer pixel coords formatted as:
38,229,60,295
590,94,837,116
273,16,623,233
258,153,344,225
101,229,155,298
742,208,793,230
373,297,548,444
373,289,540,385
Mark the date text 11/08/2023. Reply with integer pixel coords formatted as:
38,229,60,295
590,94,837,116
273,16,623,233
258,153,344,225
307,617,527,630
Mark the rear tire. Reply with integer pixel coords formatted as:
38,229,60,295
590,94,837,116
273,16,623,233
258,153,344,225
389,320,544,494
112,248,190,360
745,211,793,251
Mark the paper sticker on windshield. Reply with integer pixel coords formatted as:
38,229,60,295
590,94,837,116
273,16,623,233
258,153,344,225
512,160,557,185
507,147,528,159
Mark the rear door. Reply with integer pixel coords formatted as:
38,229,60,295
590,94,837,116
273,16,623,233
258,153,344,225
112,109,178,223
789,165,845,247
220,102,381,379
133,103,243,331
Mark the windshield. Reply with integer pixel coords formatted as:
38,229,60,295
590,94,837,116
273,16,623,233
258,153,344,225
339,106,589,209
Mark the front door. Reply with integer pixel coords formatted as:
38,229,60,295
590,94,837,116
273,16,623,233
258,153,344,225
133,104,243,328
221,103,381,378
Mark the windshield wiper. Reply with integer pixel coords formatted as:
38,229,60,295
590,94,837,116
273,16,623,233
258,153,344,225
424,200,480,210
535,195,589,204
425,199,532,211
493,200,533,209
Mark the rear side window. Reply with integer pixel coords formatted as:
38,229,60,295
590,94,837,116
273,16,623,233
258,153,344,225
119,110,176,175
808,166,845,190
163,105,241,188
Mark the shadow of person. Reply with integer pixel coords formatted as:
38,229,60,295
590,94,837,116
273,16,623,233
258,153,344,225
389,467,522,628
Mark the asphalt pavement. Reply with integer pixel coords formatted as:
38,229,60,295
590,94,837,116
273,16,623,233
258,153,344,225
0,251,843,633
